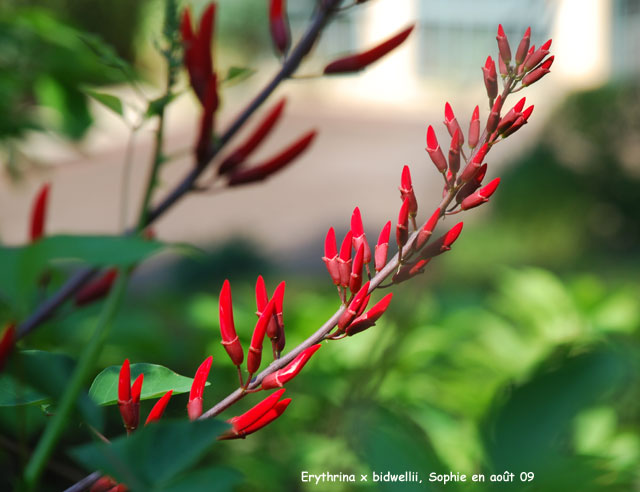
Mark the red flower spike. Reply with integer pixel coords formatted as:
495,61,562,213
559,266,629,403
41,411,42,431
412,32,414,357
346,293,393,336
195,76,219,164
338,231,353,289
219,280,244,367
482,56,498,100
444,102,464,145
145,390,173,426
272,281,286,340
392,259,430,284
322,228,341,286
247,298,276,374
522,56,553,87
415,207,441,250
523,39,552,72
0,324,16,371
459,143,489,183
396,197,410,250
418,222,464,260
399,166,418,218
374,221,391,273
426,125,448,173
515,27,531,66
461,177,501,210
337,281,370,331
228,388,286,433
228,130,317,186
30,183,50,242
468,105,480,149
497,97,525,134
448,129,461,175
496,24,512,65
181,4,216,105
188,356,213,421
350,207,371,264
349,244,365,294
238,398,291,437
75,269,118,307
261,344,321,390
455,163,487,205
269,0,290,56
485,94,503,135
219,98,287,175
324,25,414,74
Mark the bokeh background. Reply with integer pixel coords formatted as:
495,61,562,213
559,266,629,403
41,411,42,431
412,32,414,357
1,0,639,490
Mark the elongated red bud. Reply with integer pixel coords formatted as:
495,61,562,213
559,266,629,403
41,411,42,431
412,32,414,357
515,27,531,65
181,4,216,105
195,76,219,165
419,222,464,260
89,476,118,492
444,102,464,145
349,244,365,294
461,177,501,210
131,374,143,404
399,165,418,218
30,183,50,242
351,207,371,264
322,228,341,285
499,55,508,78
272,281,285,340
396,197,410,249
219,280,243,366
118,359,141,433
415,207,441,250
261,344,321,390
497,97,526,134
235,398,291,437
188,356,213,421
482,56,498,100
324,25,414,74
426,125,448,173
228,130,316,186
374,221,391,273
523,39,552,72
346,293,393,336
269,0,290,56
247,298,276,374
255,275,269,313
145,390,172,426
448,129,461,175
459,143,489,183
496,24,511,65
0,324,16,371
485,94,503,135
338,231,353,289
455,164,487,204
219,98,287,175
230,389,286,432
522,56,553,86
501,106,534,138
468,106,480,149
75,269,118,306
392,258,431,283
118,359,131,404
338,281,370,331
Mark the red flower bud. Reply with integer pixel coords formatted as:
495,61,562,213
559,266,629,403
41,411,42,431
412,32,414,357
415,207,441,250
346,293,393,336
351,207,371,264
498,55,508,78
261,344,321,390
188,356,213,421
219,98,287,175
272,281,286,342
181,4,216,105
0,324,16,371
269,0,291,56
30,183,50,242
426,125,448,174
324,25,414,74
338,231,353,289
337,281,370,331
523,39,552,72
455,163,487,205
448,128,461,175
522,56,553,86
461,177,501,210
501,106,534,138
482,56,498,100
90,477,118,492
485,94,503,135
195,76,219,164
515,27,531,66
228,130,317,186
222,389,287,439
468,105,480,149
496,24,512,65
418,222,464,260
247,298,276,375
460,143,489,183
75,269,118,307
145,390,173,426
349,244,365,294
219,280,244,367
444,102,464,146
497,97,526,134
399,165,418,218
118,360,142,433
396,197,410,249
236,398,291,437
374,221,391,273
322,227,341,286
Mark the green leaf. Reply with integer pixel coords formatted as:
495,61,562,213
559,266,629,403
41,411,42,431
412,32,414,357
145,94,176,119
70,419,229,491
0,375,48,407
86,90,124,116
221,66,255,86
89,363,206,406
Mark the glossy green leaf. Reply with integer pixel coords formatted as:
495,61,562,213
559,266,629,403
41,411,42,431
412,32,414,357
89,363,207,406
